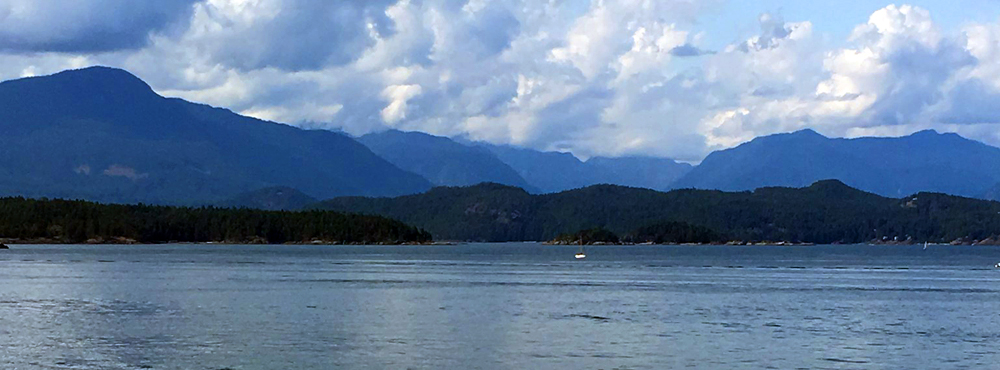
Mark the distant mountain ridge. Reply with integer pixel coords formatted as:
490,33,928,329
479,143,693,193
219,186,318,211
0,66,431,205
672,129,1000,198
357,130,536,191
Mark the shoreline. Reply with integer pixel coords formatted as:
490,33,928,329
4,240,1000,247
0,238,453,246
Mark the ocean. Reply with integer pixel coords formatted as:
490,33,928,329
2,243,999,369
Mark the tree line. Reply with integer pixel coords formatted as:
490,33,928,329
317,180,1000,244
0,197,431,244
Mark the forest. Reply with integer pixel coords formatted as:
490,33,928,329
318,180,1000,244
0,197,432,244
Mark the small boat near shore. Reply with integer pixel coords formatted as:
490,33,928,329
575,239,586,259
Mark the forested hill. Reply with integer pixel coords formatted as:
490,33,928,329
316,180,1000,244
0,197,431,244
0,67,431,205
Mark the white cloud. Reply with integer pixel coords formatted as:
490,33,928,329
698,4,999,150
380,84,422,124
6,2,1000,162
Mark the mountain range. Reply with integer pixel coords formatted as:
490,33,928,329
671,129,1000,198
356,130,536,191
477,144,694,193
356,130,694,193
4,66,1000,206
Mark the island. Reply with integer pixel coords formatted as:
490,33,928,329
0,197,432,245
317,180,1000,244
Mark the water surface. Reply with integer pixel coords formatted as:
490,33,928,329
2,243,999,369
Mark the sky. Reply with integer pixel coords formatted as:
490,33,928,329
3,0,1000,162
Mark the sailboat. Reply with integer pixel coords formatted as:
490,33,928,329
575,238,587,259
923,242,929,250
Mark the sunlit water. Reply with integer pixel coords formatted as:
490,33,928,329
2,243,1000,369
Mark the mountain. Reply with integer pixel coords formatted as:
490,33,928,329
316,180,1000,243
584,156,694,191
219,186,318,211
672,129,1000,198
357,130,535,190
0,67,431,205
481,144,692,193
982,183,1000,201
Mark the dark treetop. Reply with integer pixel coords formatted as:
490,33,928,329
0,197,431,244
317,180,1000,244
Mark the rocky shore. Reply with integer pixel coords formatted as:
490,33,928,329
545,240,817,246
869,235,1000,246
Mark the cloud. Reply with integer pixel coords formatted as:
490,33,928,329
381,84,422,124
7,2,1000,163
0,0,198,53
179,0,398,71
700,5,1000,150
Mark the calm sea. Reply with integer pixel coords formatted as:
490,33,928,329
1,243,999,369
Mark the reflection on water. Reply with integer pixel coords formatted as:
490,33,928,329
1,243,1000,369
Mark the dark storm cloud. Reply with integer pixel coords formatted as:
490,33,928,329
0,0,199,53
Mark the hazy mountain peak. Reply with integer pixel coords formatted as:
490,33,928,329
755,128,826,143
358,130,535,190
10,66,155,97
790,128,824,137
673,128,1000,198
59,65,144,81
905,129,970,143
910,129,941,136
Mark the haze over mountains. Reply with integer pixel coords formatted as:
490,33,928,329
356,130,694,194
4,67,1000,207
479,144,694,193
357,130,536,191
